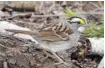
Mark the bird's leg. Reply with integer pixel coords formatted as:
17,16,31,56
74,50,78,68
39,43,69,66
42,50,57,61
42,49,69,66
51,52,69,66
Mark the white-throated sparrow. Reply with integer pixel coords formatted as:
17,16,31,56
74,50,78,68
6,16,86,65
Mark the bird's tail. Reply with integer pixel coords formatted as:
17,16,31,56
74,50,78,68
5,29,40,35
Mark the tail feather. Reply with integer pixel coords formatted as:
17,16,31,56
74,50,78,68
5,29,40,35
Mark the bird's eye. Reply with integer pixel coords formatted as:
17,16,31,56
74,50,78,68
77,21,80,24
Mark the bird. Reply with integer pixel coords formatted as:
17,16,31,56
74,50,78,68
5,16,86,51
5,16,86,65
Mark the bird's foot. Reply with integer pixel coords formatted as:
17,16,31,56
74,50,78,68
51,52,70,66
42,48,70,66
42,50,56,61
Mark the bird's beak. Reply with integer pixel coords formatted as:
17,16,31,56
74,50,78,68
82,23,88,27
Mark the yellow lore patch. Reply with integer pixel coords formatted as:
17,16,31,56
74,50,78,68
80,19,85,24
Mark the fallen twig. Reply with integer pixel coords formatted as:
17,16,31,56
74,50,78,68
3,61,8,68
47,1,55,13
9,13,32,19
97,57,104,68
39,1,44,11
31,12,104,18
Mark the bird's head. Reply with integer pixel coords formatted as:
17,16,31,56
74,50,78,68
68,16,86,25
67,17,87,33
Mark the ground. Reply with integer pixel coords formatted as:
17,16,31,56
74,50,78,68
0,1,104,68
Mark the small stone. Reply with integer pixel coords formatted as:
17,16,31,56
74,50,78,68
0,11,4,17
8,58,16,64
20,46,29,53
